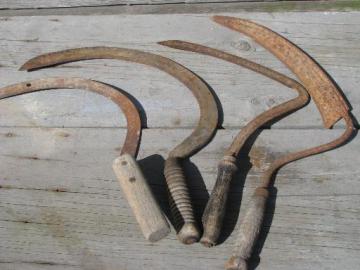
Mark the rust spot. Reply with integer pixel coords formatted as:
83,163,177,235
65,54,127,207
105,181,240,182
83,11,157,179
57,131,70,137
114,147,122,152
5,132,16,137
172,118,181,126
52,187,68,193
249,146,275,169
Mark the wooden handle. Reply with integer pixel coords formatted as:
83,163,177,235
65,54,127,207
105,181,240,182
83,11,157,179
164,157,200,244
201,155,237,247
225,187,268,270
113,154,170,242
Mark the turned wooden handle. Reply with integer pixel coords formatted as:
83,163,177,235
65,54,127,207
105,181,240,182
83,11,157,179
225,187,268,270
113,154,170,242
201,155,237,247
164,157,200,244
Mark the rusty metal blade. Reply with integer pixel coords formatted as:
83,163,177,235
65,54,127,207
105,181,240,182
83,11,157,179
20,46,219,244
210,15,354,183
209,16,355,270
20,47,219,158
158,40,309,156
0,77,141,157
158,39,310,247
213,15,349,128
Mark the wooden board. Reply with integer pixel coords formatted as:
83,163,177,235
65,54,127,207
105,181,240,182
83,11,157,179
0,13,359,128
0,0,281,10
0,127,359,270
0,7,359,270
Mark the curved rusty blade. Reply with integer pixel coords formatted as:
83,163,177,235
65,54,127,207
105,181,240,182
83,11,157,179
211,16,355,270
0,77,141,157
158,40,309,156
0,77,173,242
20,47,219,244
158,40,309,247
213,15,349,129
20,47,219,158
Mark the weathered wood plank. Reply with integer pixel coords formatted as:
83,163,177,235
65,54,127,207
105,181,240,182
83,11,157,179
1,1,359,16
0,13,359,128
0,127,359,269
0,1,282,10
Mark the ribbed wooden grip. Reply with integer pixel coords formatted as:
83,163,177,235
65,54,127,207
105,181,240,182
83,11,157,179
113,154,170,242
164,157,200,244
201,155,237,247
226,187,269,270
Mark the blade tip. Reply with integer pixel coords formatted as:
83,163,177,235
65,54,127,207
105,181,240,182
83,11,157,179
158,40,175,46
19,62,33,71
158,40,183,50
157,41,167,46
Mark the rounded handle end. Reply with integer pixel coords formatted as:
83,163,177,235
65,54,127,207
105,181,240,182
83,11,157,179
177,222,200,244
200,235,216,248
225,256,247,270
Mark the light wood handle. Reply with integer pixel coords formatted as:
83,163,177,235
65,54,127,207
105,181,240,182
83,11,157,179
226,187,268,270
113,154,170,242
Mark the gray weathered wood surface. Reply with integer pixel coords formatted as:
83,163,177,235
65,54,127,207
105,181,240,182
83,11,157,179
0,13,359,129
0,5,359,270
0,0,288,10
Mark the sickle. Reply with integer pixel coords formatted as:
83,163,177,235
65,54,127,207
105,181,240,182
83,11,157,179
0,77,171,242
20,47,219,244
211,16,355,270
158,40,310,247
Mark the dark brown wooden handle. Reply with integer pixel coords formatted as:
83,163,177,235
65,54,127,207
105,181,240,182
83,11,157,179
225,187,269,270
164,157,200,244
201,155,237,247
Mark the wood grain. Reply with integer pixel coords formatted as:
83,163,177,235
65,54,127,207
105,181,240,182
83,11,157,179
113,154,170,242
0,127,359,269
0,1,271,10
0,9,359,270
0,13,358,128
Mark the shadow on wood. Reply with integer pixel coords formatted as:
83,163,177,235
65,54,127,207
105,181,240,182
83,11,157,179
137,154,171,222
100,81,148,128
137,154,212,234
248,186,277,270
